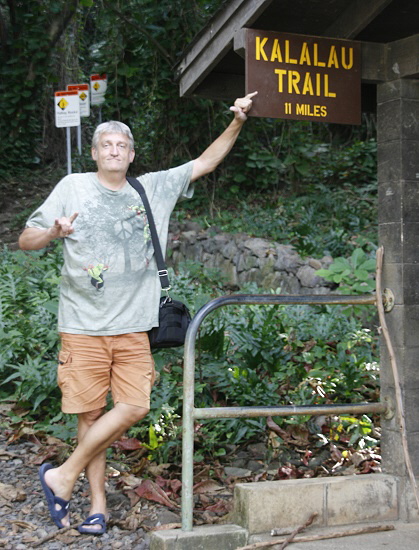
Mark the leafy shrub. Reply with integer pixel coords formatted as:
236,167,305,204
0,245,62,414
0,246,380,461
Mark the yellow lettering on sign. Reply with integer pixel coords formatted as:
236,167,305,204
324,74,336,97
289,71,300,93
327,45,339,68
254,36,354,72
285,40,298,64
299,43,311,66
341,47,354,69
256,36,269,61
274,69,336,98
313,43,326,67
275,69,287,92
296,104,328,117
316,73,321,96
270,39,283,62
302,73,314,95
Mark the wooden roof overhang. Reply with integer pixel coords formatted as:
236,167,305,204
177,0,419,103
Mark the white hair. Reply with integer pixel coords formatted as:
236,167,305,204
92,121,134,149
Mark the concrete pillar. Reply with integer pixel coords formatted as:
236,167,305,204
377,79,419,485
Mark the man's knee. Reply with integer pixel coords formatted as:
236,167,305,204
116,403,149,425
79,407,105,426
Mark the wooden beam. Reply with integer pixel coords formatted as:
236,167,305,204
177,0,273,96
191,73,245,101
324,0,393,39
233,28,246,59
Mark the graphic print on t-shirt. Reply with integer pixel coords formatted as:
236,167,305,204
83,263,109,289
76,192,152,291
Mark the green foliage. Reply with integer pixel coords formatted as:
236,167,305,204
131,269,379,460
180,137,377,258
316,248,376,294
0,244,379,458
0,245,62,415
0,0,80,174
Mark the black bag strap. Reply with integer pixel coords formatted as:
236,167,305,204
127,176,171,291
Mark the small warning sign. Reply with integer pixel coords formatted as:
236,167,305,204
67,84,90,117
54,91,80,128
90,74,107,105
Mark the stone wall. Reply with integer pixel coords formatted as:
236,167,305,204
167,222,334,294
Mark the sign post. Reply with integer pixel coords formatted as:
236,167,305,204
54,90,81,174
90,74,107,123
245,30,361,125
67,83,90,154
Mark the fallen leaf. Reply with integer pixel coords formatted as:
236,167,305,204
147,463,171,477
135,480,179,509
193,479,224,494
152,523,181,531
112,437,144,451
120,473,144,489
266,417,289,440
0,483,26,502
205,499,232,516
5,519,36,531
0,450,18,461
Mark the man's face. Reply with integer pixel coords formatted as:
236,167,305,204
92,132,135,175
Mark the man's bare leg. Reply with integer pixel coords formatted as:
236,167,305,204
77,409,107,532
42,403,148,526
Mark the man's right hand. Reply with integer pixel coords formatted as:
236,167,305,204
49,212,79,239
19,212,79,251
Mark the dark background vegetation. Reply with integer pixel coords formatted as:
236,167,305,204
1,0,380,477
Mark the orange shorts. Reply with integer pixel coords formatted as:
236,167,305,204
57,332,155,414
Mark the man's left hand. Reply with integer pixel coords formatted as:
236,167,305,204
230,91,258,121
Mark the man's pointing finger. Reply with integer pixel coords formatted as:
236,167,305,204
245,91,258,99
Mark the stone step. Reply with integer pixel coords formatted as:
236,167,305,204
232,474,398,534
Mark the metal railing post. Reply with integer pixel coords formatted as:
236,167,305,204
180,293,382,531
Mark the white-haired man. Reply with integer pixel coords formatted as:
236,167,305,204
19,92,257,534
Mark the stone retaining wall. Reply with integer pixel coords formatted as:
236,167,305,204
167,222,334,294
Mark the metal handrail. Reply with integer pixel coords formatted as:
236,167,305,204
181,293,385,530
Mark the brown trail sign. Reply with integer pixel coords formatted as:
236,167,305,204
245,29,361,125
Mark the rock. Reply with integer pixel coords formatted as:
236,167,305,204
296,265,324,288
168,223,332,294
224,467,252,478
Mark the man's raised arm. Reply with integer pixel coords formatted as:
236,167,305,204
191,92,257,182
19,213,79,250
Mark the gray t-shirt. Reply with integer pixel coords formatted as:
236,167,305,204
26,162,194,335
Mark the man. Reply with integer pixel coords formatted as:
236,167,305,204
19,91,257,534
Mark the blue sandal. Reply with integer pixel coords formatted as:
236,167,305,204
78,513,107,535
39,463,70,529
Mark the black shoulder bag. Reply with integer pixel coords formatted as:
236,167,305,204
127,177,191,349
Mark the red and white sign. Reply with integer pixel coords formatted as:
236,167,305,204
90,74,107,105
54,91,80,128
67,83,90,117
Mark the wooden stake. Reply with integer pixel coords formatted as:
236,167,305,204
277,513,316,549
237,523,394,550
375,246,419,511
33,526,74,547
237,513,316,550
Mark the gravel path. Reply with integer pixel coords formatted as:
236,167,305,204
0,429,182,549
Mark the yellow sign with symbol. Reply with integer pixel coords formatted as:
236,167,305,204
54,91,80,128
67,84,90,117
90,74,107,105
57,98,69,110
